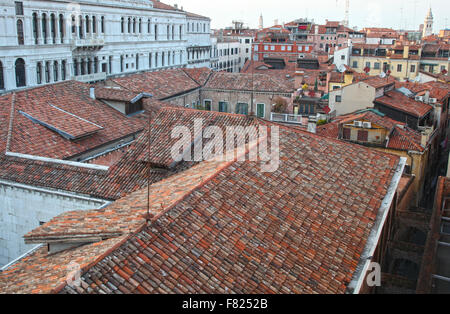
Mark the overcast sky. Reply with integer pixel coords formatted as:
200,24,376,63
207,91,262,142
171,0,449,32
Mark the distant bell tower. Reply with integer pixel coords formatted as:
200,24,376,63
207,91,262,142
259,14,264,30
423,7,433,37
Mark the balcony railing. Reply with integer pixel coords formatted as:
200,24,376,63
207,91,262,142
72,38,105,48
72,72,107,83
270,113,303,125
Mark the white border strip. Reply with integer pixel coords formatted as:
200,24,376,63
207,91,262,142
348,157,407,294
5,152,109,171
1,244,44,272
0,179,111,204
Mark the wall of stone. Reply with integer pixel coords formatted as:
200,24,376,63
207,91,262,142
0,181,108,267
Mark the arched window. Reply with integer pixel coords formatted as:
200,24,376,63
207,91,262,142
45,61,50,83
71,15,76,35
78,15,83,38
50,14,56,43
36,62,42,84
179,25,182,40
155,52,158,67
85,16,90,33
92,16,96,33
120,55,124,72
59,14,65,42
17,19,24,45
139,19,142,33
154,24,158,40
203,24,206,33
148,19,151,33
128,18,131,33
32,13,39,44
87,59,92,74
0,61,5,89
94,57,98,73
80,59,85,75
172,25,175,40
101,16,105,33
149,53,152,69
61,60,66,80
133,18,136,33
162,52,165,67
73,59,78,76
53,61,58,82
136,54,139,70
167,25,170,40
15,58,26,87
121,17,124,33
167,52,171,66
42,14,48,44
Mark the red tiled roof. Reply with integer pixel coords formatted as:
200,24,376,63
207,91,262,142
0,81,144,159
388,126,424,152
316,111,424,152
375,90,433,118
110,69,200,100
0,107,260,200
181,67,213,85
0,125,402,294
20,104,103,140
363,76,396,89
338,111,400,132
205,72,294,93
94,87,141,103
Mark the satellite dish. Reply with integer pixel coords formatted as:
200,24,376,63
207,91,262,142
379,72,386,78
414,76,421,83
338,64,346,73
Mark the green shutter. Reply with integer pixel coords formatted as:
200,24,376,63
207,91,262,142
257,103,265,118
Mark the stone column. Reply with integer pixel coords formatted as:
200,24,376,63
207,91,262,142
45,14,51,44
37,16,44,45
55,15,61,44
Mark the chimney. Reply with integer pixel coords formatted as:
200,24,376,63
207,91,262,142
424,91,430,103
315,25,319,35
90,87,96,100
308,118,317,134
174,4,178,9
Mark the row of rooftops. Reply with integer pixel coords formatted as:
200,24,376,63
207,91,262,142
0,109,405,293
0,66,449,294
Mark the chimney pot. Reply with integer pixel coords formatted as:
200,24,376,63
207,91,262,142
90,87,96,100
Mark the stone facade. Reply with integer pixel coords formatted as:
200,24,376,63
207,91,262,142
0,180,108,266
0,0,211,93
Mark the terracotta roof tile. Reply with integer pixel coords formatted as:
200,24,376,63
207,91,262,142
205,72,294,93
0,81,144,159
111,69,200,100
0,125,402,294
375,90,433,118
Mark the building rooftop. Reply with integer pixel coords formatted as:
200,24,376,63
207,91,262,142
316,110,425,152
0,124,403,294
205,72,295,93
375,90,434,118
0,81,145,160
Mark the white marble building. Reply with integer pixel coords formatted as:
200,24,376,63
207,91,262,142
211,37,241,73
186,11,212,68
0,0,211,93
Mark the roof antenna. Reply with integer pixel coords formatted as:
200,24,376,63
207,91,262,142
146,104,154,223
